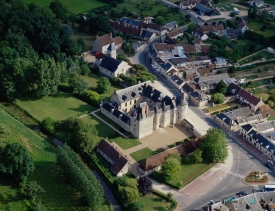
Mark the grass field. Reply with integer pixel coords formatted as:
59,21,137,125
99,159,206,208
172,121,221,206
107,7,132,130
22,0,106,14
139,194,173,211
0,109,86,210
130,147,165,163
95,111,120,129
205,102,237,113
109,136,141,150
15,91,95,122
239,51,274,65
254,93,270,102
248,21,275,38
83,72,122,102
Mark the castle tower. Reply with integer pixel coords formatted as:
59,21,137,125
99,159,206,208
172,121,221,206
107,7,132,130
107,42,116,59
176,90,188,124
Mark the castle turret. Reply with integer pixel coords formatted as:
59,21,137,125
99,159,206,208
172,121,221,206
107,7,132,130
176,90,188,124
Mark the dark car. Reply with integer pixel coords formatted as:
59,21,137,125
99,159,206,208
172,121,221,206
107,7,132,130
266,163,273,169
237,191,248,196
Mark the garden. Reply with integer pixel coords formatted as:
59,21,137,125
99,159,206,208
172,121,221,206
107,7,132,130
238,50,274,66
130,147,165,163
245,171,269,183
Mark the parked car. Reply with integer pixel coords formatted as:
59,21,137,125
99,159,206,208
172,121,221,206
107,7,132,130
266,163,273,169
237,191,248,196
268,160,274,165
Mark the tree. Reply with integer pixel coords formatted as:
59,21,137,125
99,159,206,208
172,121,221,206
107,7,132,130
215,80,227,94
97,77,111,94
118,186,140,203
68,74,89,95
200,128,228,163
25,181,45,201
126,202,143,211
0,143,35,182
190,149,203,163
84,90,100,106
41,117,55,134
49,0,68,20
124,43,132,54
155,16,165,25
268,100,275,108
160,156,181,182
211,93,225,104
187,22,195,32
167,192,173,202
137,176,152,196
229,66,236,73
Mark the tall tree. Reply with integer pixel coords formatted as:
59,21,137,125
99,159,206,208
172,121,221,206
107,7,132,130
155,16,165,25
211,93,225,104
49,0,68,20
97,76,111,94
137,176,152,196
160,156,181,182
0,143,35,182
200,128,228,163
215,80,227,94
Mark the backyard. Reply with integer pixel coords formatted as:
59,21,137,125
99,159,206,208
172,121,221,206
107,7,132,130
130,147,165,163
109,136,141,150
22,0,106,14
0,109,88,211
248,21,275,38
205,102,239,113
15,91,95,122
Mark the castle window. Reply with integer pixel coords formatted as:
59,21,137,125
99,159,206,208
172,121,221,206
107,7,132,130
125,102,127,106
134,99,137,104
134,105,136,109
130,101,132,105
125,108,127,112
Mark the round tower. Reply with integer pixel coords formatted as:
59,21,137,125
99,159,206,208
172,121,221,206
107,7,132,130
176,90,188,124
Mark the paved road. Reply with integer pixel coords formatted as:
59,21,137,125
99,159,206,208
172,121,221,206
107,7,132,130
135,45,275,210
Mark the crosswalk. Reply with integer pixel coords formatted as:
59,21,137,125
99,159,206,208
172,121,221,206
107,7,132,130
225,170,245,179
267,180,275,185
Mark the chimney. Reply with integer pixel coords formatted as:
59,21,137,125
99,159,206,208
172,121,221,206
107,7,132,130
109,32,112,38
152,87,155,92
138,80,141,84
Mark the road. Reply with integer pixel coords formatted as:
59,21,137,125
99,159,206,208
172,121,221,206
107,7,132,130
134,45,275,210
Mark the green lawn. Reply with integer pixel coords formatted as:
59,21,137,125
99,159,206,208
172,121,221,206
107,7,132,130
139,194,173,211
109,136,141,150
205,102,237,113
0,109,86,210
245,74,258,80
254,93,270,102
130,147,164,163
15,91,95,122
248,21,275,38
239,51,274,65
116,0,188,26
95,111,121,129
83,72,122,102
22,0,106,14
80,114,117,143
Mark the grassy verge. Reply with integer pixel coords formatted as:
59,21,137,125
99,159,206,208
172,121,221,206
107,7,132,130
130,147,165,163
109,136,141,150
205,102,238,113
0,109,86,210
22,0,106,14
94,111,120,129
15,91,95,122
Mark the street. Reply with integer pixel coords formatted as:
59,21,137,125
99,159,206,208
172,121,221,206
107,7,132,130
131,45,275,211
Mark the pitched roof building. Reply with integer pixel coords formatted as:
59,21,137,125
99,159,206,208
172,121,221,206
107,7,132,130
97,139,130,177
92,32,123,54
236,88,265,112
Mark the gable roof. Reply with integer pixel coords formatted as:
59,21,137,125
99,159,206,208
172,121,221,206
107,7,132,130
227,83,241,95
97,33,123,47
139,137,204,171
148,23,166,32
194,3,209,12
182,82,197,93
99,55,122,73
111,156,128,175
237,88,262,106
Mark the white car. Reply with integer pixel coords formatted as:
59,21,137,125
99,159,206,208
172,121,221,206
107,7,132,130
268,160,274,165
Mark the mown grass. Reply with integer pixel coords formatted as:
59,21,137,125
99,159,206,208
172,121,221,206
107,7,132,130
139,194,173,211
130,147,165,163
22,0,106,14
15,91,95,122
94,111,121,129
254,93,270,102
109,136,141,150
248,21,275,38
239,51,274,65
205,102,237,113
0,109,86,210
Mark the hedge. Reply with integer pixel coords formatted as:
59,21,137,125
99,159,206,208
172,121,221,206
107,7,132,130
152,190,178,211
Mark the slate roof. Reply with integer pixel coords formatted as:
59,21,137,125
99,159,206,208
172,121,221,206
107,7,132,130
97,139,129,175
141,30,154,39
190,90,208,102
227,83,241,95
101,102,131,125
194,3,209,12
197,73,229,82
99,55,122,73
147,23,166,32
155,58,172,71
171,75,184,85
97,33,123,47
182,82,198,93
216,113,231,126
170,56,209,65
223,107,253,119
120,17,141,27
164,21,177,29
241,124,253,132
237,88,262,106
236,113,263,125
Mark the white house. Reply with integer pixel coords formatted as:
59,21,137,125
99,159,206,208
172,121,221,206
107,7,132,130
92,32,123,54
236,88,265,112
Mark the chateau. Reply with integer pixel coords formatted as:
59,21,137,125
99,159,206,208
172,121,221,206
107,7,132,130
100,81,188,139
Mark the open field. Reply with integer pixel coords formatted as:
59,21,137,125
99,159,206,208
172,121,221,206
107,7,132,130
130,147,165,163
15,91,95,122
83,72,122,102
115,0,188,25
0,109,86,210
239,51,274,65
22,0,106,14
109,136,141,150
248,21,275,38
